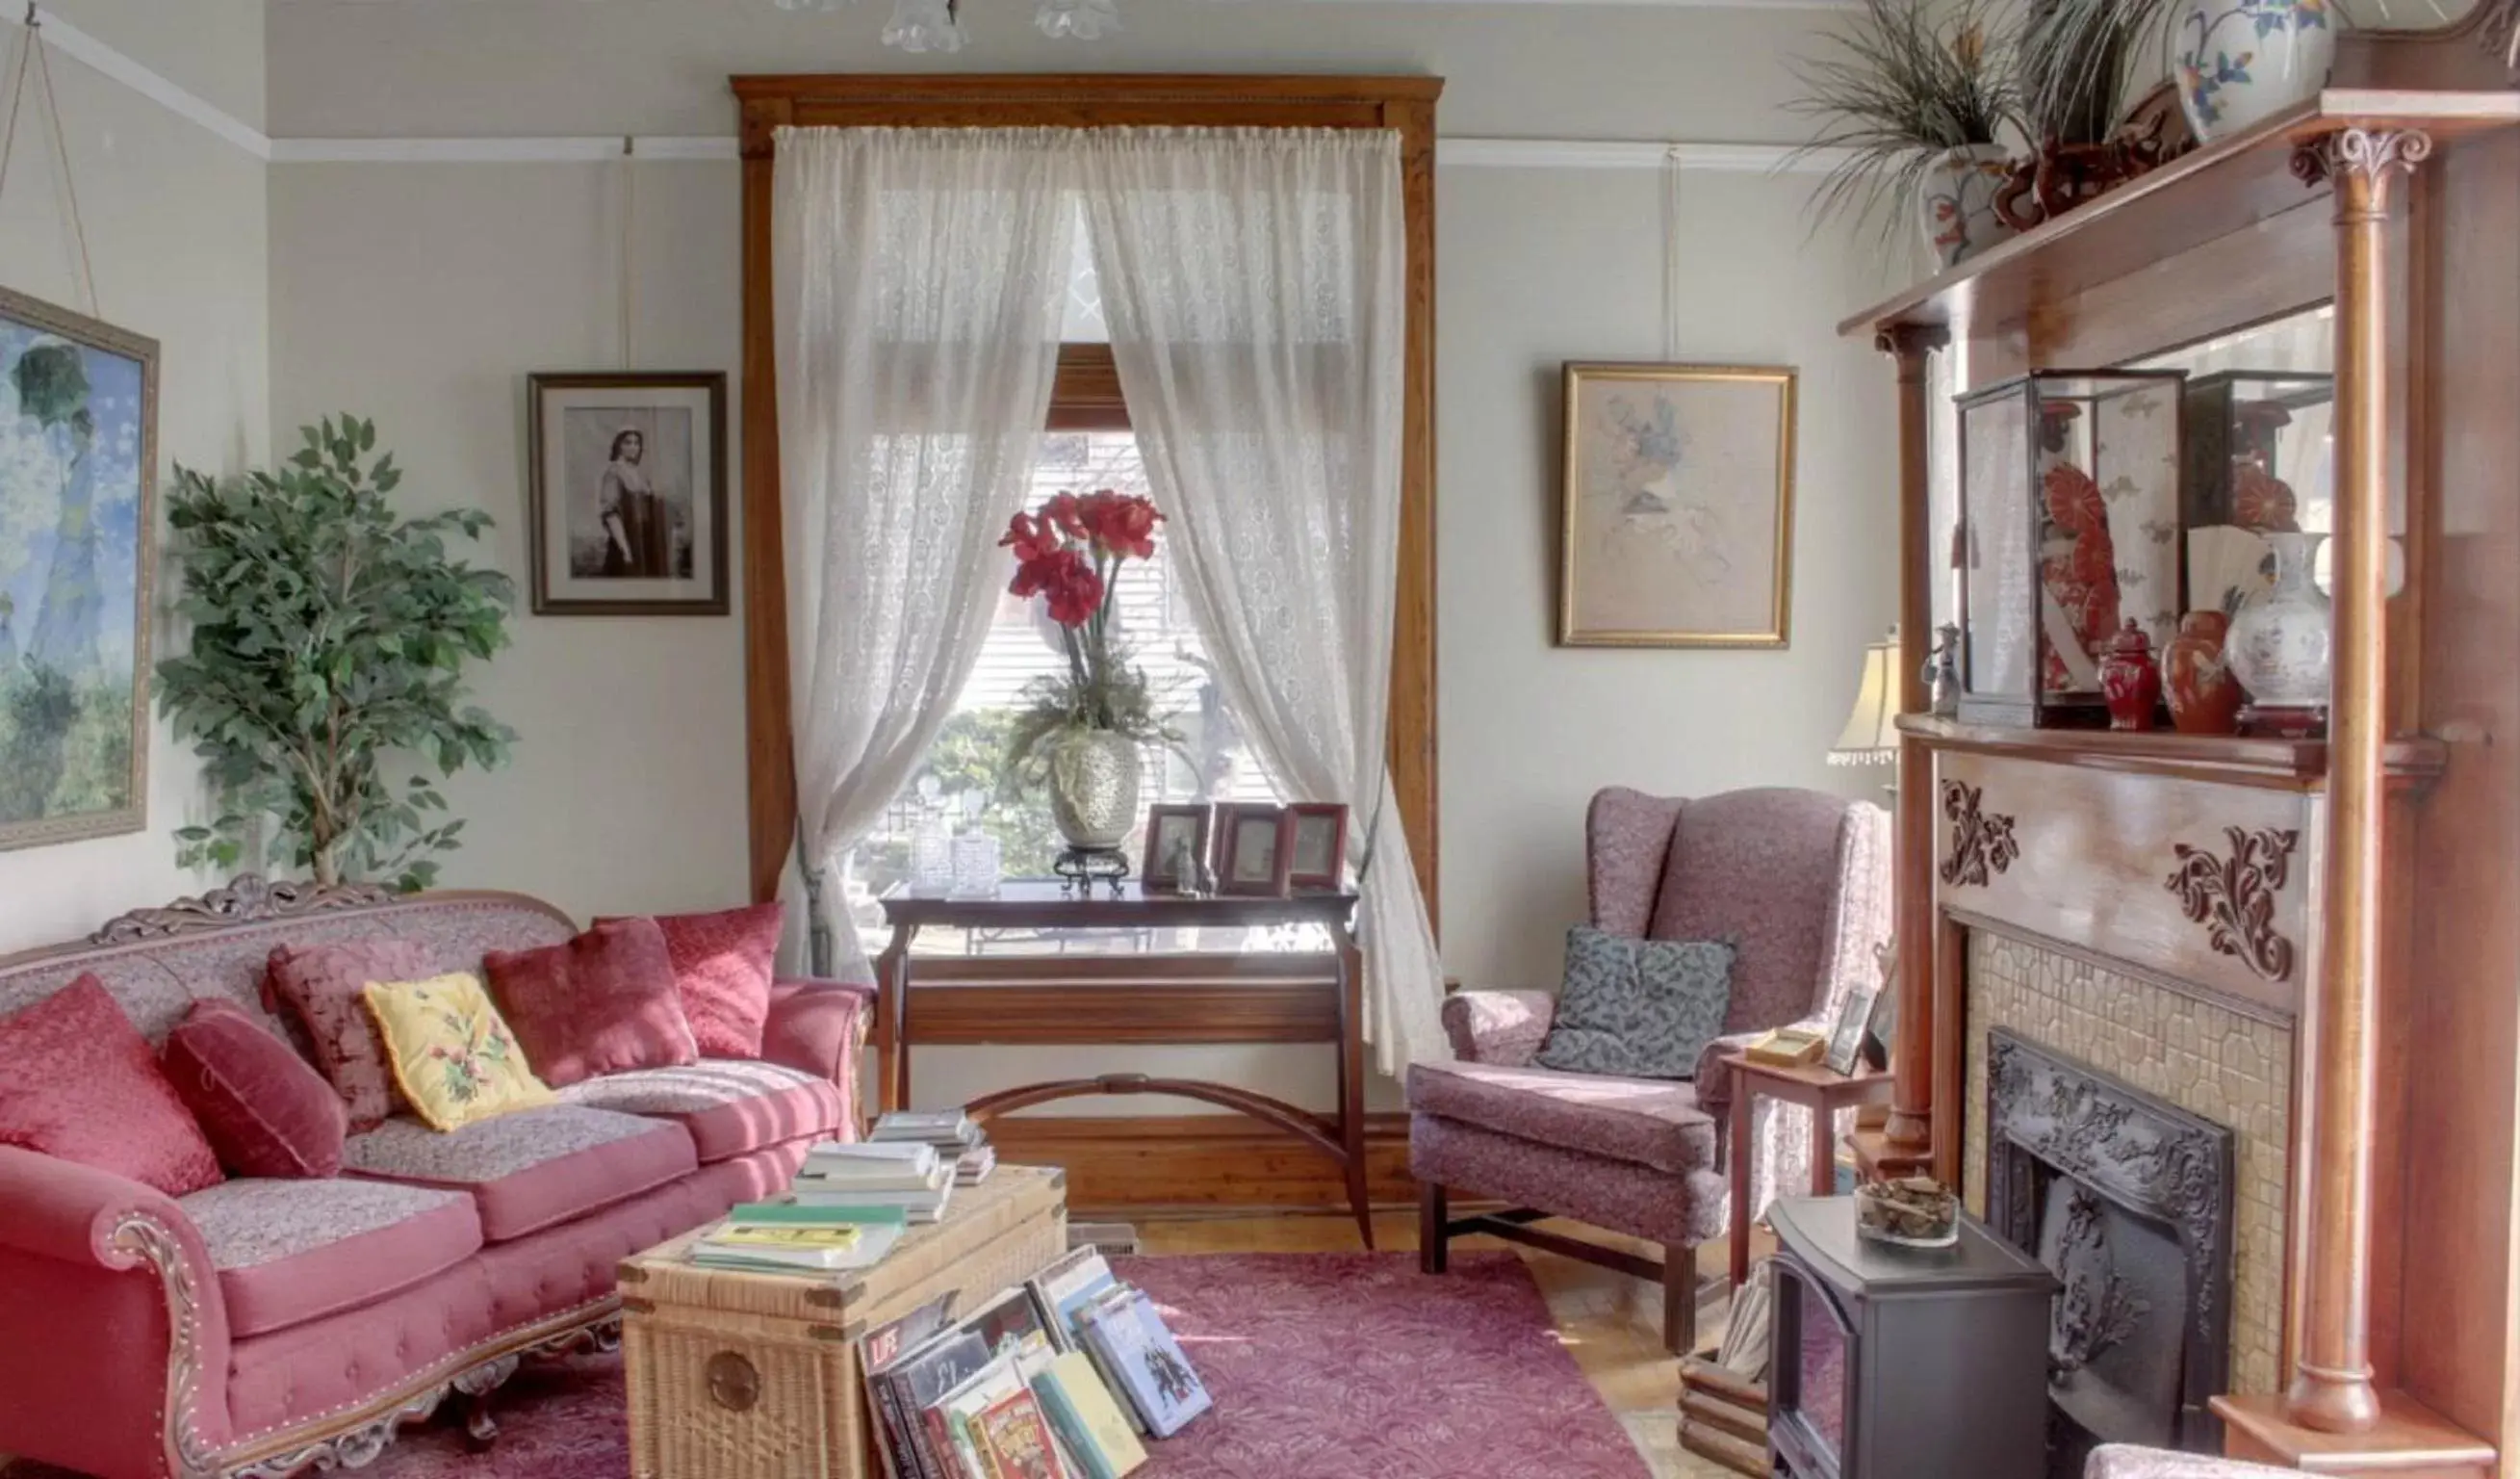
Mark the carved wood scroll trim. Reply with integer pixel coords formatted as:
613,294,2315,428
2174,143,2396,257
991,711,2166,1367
1939,778,2020,887
90,874,401,946
2163,826,2300,983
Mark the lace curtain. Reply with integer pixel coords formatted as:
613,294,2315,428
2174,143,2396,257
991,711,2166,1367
772,127,1074,978
1079,129,1450,1076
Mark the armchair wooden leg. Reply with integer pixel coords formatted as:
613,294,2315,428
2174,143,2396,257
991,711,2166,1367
1419,1181,1449,1275
1662,1242,1700,1356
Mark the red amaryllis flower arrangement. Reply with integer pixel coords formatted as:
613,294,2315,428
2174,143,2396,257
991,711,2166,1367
999,488,1174,777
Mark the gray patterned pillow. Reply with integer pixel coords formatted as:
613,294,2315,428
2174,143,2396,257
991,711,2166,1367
1532,925,1735,1080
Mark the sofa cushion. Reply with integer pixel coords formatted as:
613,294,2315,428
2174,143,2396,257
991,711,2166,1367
180,1177,481,1337
604,903,783,1060
1404,1059,1716,1177
556,1059,845,1164
0,976,224,1197
362,972,557,1131
1533,926,1735,1081
483,919,699,1088
345,1104,697,1241
268,938,440,1131
164,999,349,1179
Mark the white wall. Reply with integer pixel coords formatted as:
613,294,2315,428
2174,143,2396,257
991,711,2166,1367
0,1,268,955
252,0,1905,1107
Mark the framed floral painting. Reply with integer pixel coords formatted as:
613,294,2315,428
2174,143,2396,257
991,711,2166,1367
1557,362,1797,648
0,287,158,851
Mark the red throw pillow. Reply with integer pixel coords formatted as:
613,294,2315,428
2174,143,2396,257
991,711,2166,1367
0,976,223,1197
600,903,783,1059
267,938,439,1132
483,918,699,1088
163,999,348,1179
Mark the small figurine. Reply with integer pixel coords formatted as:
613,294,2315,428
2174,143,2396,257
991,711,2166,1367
2164,609,2245,736
1924,622,1963,718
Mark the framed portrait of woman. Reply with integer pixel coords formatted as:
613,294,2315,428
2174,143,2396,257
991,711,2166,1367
527,372,729,615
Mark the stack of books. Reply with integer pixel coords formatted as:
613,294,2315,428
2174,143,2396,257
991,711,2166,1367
870,1110,996,1189
859,1245,1208,1479
791,1139,956,1224
687,1201,908,1274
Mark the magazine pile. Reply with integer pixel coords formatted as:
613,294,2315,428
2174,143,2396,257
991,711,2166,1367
861,1245,1211,1479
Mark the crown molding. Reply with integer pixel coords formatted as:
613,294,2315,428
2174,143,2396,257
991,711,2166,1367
25,6,272,160
27,7,1849,177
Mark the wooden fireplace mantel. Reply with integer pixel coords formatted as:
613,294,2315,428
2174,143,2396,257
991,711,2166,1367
1842,43,2520,1478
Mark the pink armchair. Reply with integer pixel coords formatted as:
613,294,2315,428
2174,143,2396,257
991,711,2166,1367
1409,786,1890,1353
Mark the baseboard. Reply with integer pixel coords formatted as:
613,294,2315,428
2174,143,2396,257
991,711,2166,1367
985,1112,1417,1214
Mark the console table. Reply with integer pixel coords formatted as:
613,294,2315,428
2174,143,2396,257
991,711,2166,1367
868,881,1374,1246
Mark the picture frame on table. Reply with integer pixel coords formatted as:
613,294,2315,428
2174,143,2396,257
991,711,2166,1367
1141,804,1212,892
1557,362,1797,649
1212,803,1292,896
1825,978,1881,1077
1864,939,1898,1071
1285,802,1350,891
527,371,729,616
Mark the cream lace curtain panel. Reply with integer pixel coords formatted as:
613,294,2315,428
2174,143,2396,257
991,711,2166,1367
772,127,1073,981
774,125,1449,1075
1078,130,1446,1077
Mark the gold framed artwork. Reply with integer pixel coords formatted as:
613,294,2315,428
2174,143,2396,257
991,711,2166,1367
1557,362,1797,648
0,287,159,853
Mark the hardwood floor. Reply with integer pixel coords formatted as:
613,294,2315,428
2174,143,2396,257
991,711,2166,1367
1135,1207,1759,1479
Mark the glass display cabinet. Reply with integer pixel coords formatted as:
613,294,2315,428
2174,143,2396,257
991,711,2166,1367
1955,370,2187,728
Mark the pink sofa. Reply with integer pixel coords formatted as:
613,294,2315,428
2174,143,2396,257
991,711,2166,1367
0,881,870,1479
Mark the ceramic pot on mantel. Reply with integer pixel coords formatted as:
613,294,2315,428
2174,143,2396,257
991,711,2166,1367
1918,144,2018,269
1044,727,1142,852
2172,0,2335,144
2226,531,2332,738
2164,610,2247,736
2099,620,2163,732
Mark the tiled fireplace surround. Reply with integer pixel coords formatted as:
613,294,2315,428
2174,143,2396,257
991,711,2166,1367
1960,928,2295,1400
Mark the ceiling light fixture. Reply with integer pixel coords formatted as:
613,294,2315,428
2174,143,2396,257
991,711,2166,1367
774,0,1123,52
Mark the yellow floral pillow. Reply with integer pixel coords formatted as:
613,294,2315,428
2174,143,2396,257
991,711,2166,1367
361,973,555,1131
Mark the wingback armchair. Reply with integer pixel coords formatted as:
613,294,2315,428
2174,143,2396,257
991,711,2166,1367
1408,786,1890,1353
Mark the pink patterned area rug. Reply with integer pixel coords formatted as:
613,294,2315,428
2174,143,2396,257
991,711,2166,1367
135,1252,1648,1479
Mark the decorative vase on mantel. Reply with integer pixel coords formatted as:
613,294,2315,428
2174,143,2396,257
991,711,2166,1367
1045,728,1141,852
2226,531,2332,737
2165,609,2247,735
2173,0,2336,144
1918,144,2017,268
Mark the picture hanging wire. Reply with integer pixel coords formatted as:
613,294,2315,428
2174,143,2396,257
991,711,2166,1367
1659,145,1684,363
618,135,636,370
0,5,97,316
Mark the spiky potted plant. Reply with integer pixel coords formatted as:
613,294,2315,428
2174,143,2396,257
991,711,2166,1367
1787,0,2023,267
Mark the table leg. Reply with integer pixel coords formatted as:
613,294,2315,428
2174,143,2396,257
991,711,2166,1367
874,924,914,1115
1336,931,1374,1251
1810,1095,1838,1197
1730,1088,1753,1289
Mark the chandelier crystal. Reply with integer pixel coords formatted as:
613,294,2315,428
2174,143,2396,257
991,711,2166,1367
773,0,1124,49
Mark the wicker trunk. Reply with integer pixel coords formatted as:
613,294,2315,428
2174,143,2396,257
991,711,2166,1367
620,1165,1069,1479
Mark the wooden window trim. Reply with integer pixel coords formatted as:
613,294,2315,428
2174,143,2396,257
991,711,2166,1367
1048,344,1130,432
733,73,1443,932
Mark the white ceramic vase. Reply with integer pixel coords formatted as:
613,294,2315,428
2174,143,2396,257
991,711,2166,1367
1917,144,2017,268
2172,0,2336,143
2225,531,2332,732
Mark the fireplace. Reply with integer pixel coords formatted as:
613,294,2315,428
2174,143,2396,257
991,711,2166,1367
1984,1027,2237,1477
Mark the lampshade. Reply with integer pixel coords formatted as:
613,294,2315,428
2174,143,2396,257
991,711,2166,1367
1828,630,1902,766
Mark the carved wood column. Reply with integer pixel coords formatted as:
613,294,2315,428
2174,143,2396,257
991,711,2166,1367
2283,125,2430,1437
1878,322,1948,1153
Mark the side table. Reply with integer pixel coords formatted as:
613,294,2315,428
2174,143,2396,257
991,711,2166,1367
1723,1052,1895,1288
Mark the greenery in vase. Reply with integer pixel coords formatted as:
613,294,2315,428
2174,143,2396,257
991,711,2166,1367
1786,0,2022,243
995,488,1174,786
157,416,516,891
2018,0,2152,150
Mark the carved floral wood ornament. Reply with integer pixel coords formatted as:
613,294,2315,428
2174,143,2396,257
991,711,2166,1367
1939,779,2020,887
2164,825,2300,983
